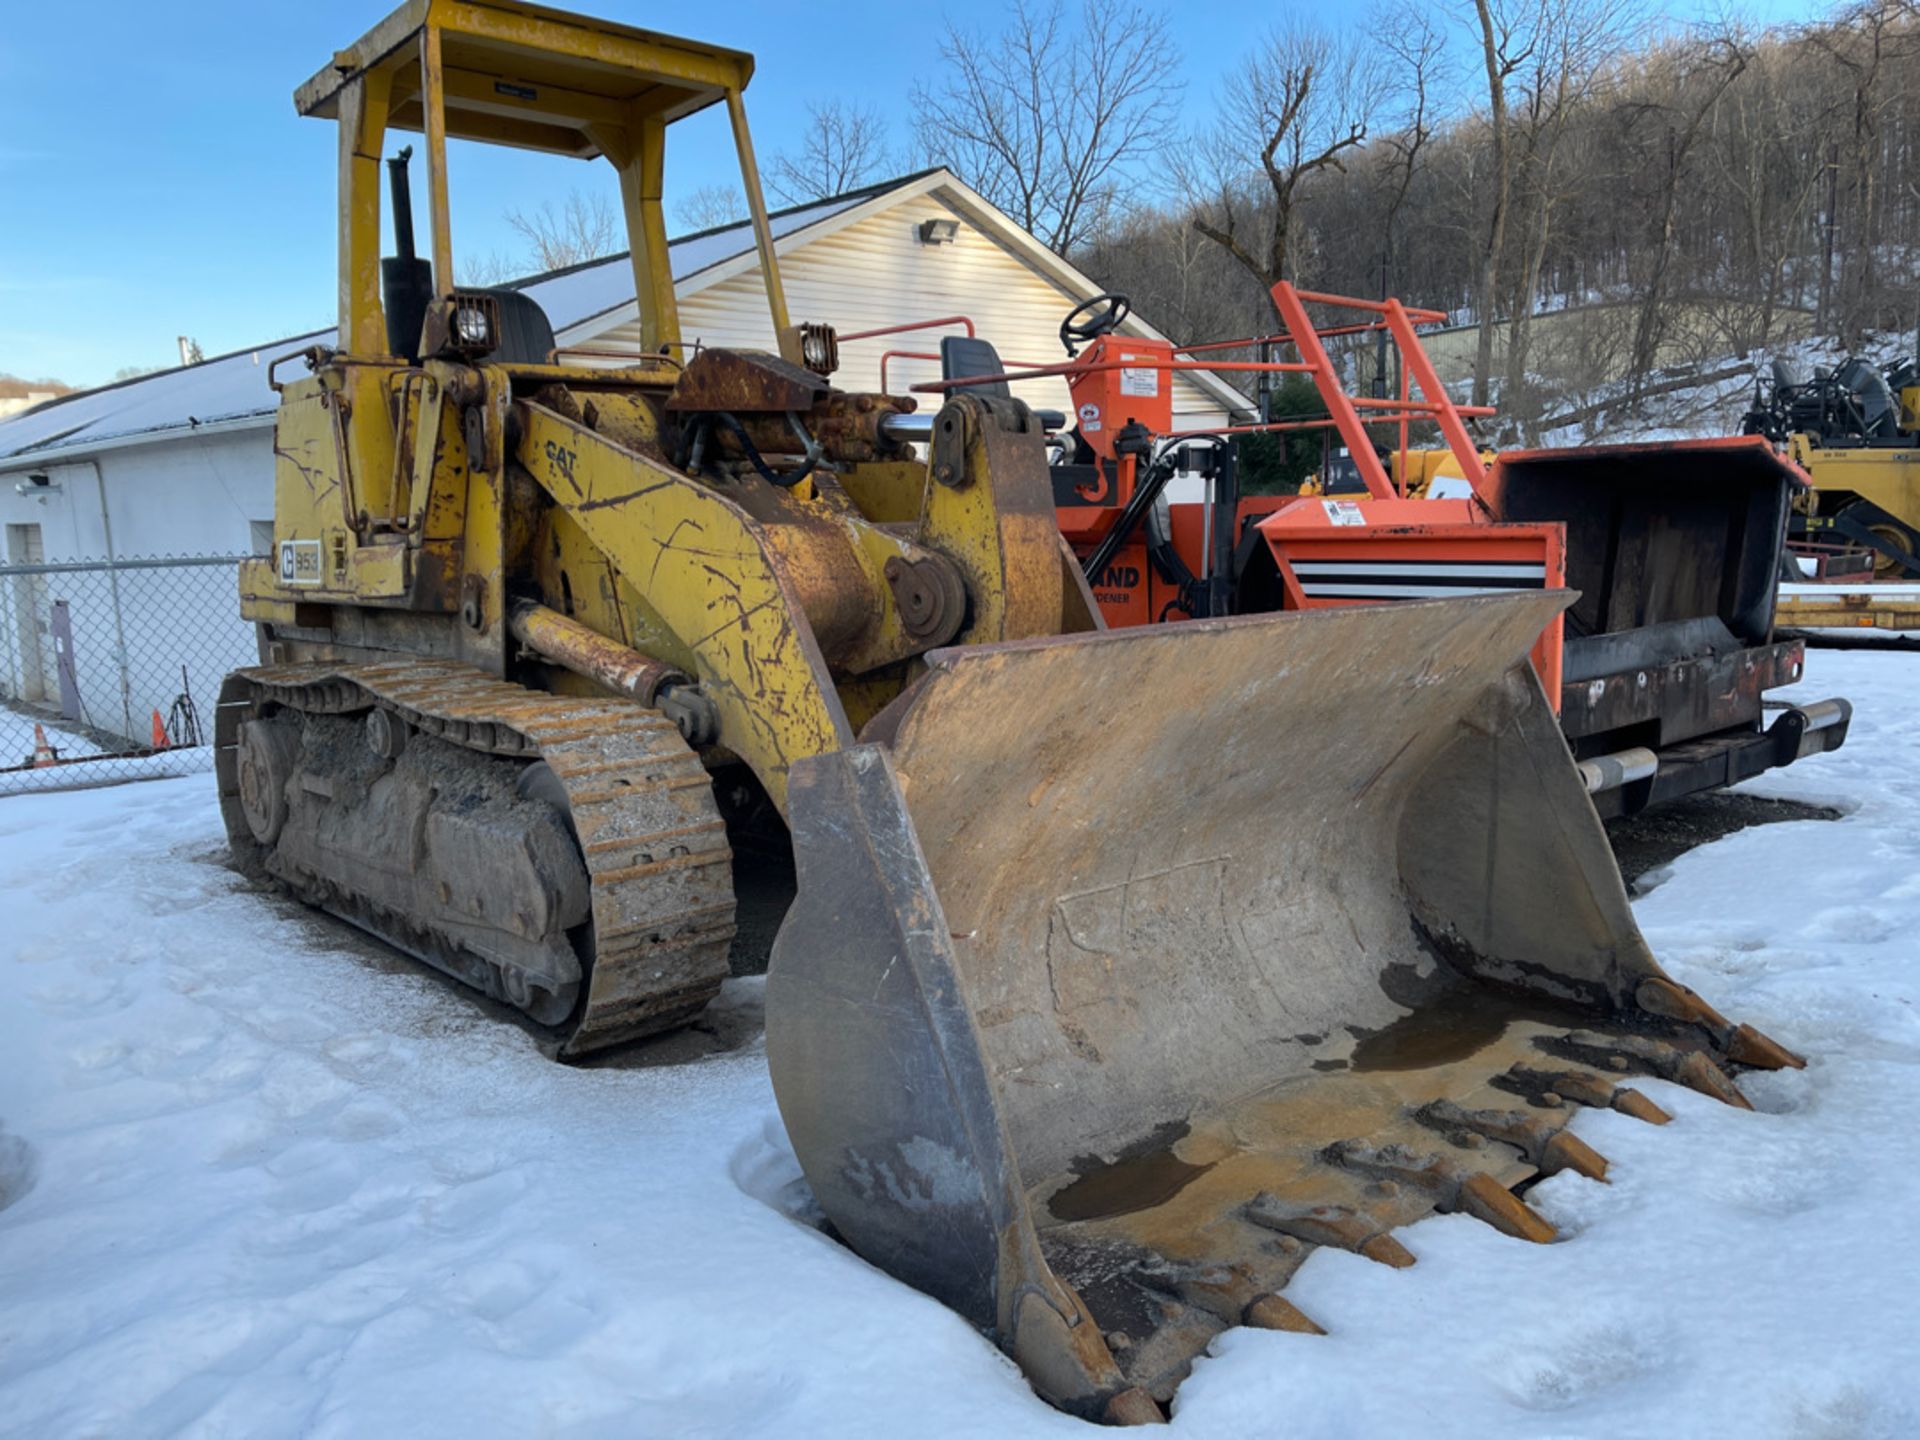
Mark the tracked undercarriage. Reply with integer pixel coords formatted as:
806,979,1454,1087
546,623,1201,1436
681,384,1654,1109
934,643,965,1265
215,661,735,1056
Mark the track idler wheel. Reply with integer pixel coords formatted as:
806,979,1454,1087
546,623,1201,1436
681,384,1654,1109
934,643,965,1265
235,718,298,846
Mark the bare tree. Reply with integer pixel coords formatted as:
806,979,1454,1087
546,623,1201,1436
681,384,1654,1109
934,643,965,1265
1466,0,1534,407
456,189,621,286
1718,46,1826,347
1624,27,1750,396
1500,0,1641,426
1377,4,1448,275
1064,1,1920,429
1810,0,1918,337
457,250,522,286
768,101,892,205
1080,202,1261,348
674,184,747,232
912,0,1182,256
503,190,620,272
1185,22,1377,314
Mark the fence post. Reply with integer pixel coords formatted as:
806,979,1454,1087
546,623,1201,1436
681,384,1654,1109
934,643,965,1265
50,601,83,723
0,579,16,702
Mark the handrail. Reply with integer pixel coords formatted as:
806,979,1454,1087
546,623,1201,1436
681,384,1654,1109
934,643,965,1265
839,315,976,342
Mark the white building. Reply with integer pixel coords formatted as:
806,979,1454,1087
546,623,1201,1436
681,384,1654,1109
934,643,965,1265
0,169,1247,744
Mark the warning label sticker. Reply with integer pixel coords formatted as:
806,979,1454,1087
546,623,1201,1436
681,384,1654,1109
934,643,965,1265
1078,401,1103,434
279,539,323,587
1322,500,1366,527
1118,354,1160,398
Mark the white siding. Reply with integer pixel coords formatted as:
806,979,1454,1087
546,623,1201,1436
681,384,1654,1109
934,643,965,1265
0,429,271,745
0,428,273,562
593,190,1238,428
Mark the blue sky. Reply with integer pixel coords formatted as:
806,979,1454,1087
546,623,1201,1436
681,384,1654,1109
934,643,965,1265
0,0,1817,389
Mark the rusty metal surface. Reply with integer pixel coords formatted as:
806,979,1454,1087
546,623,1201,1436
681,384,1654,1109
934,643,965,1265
508,598,687,706
766,591,1803,1417
217,659,734,1056
1559,637,1805,742
663,347,827,413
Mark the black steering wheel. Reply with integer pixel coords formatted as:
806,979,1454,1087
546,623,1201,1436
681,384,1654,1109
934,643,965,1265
1060,292,1131,357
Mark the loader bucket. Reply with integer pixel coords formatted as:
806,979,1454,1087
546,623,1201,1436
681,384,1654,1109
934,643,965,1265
765,591,1800,1422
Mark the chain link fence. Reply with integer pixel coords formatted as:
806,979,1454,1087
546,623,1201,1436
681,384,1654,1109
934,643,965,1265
0,554,257,796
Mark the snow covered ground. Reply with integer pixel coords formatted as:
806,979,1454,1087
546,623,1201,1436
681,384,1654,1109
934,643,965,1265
0,708,100,768
1,648,1916,1438
0,704,211,797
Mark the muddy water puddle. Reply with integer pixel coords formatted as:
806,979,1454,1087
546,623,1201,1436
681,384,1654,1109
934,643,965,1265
1047,1145,1217,1223
1348,986,1594,1072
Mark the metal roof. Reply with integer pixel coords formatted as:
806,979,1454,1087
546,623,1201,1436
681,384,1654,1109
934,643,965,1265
0,183,887,466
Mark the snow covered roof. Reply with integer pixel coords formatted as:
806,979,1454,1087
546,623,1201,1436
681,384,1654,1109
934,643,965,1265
0,180,900,466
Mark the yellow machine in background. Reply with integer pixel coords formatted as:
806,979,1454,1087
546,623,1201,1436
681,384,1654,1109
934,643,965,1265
1299,445,1491,497
1745,345,1920,577
221,1,1806,1420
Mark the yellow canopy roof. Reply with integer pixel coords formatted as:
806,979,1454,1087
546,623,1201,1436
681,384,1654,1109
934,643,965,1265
295,0,755,159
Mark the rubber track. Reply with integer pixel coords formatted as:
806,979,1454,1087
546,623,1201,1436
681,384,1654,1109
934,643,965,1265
216,659,736,1056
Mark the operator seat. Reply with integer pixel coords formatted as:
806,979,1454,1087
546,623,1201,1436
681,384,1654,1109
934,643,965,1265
940,336,1013,399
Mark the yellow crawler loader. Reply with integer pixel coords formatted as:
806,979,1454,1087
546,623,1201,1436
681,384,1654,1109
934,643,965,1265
222,1,1806,1421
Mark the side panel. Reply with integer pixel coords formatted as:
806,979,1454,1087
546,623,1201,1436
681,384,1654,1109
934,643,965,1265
516,401,854,809
1257,497,1568,703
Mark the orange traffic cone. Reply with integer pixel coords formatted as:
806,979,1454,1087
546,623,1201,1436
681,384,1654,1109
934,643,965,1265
150,709,171,751
30,724,58,768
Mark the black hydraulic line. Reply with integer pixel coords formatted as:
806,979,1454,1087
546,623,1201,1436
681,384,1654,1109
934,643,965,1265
676,411,820,489
1084,450,1182,581
1205,441,1239,618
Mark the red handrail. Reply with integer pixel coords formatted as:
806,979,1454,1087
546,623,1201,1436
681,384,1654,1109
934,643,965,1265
845,291,1493,496
839,315,975,342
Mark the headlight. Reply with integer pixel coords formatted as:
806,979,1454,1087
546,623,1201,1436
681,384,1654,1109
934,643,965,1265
454,303,493,347
799,322,838,377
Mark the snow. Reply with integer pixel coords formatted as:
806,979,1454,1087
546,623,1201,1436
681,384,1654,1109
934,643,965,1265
0,746,211,796
0,709,100,767
1542,327,1913,448
2,651,1918,1437
0,706,211,797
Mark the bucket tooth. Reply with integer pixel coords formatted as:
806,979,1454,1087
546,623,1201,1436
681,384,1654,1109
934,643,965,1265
1725,1023,1807,1072
1610,1087,1674,1125
1550,1030,1753,1110
1635,978,1805,1071
1245,1194,1417,1268
1672,1051,1755,1109
1243,1294,1325,1334
1323,1141,1557,1243
1103,1388,1166,1426
1503,1064,1673,1126
1540,1132,1610,1182
1417,1099,1610,1182
1457,1172,1560,1244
